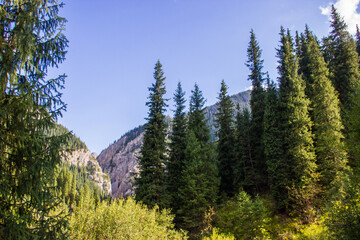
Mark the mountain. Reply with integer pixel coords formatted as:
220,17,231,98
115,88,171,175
97,90,251,198
51,124,112,195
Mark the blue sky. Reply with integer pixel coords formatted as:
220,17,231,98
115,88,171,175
51,0,360,153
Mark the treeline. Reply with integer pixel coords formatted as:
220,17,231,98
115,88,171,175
136,6,360,239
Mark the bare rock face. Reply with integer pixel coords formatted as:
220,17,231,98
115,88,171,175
63,149,112,195
97,126,144,198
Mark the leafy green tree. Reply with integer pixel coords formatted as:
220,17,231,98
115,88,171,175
167,82,187,213
299,27,348,199
234,107,258,194
263,75,286,210
322,6,360,113
277,27,318,221
215,80,236,198
246,29,267,192
0,1,69,238
135,60,168,208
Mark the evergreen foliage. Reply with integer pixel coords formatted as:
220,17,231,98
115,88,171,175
0,1,69,238
356,25,360,58
167,82,187,214
322,6,360,113
277,27,318,221
135,60,168,208
215,80,236,198
246,30,267,192
298,27,348,199
233,107,258,194
263,75,286,210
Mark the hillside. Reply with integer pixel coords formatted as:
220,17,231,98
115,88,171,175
97,90,251,198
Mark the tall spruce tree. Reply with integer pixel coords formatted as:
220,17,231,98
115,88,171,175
215,80,236,198
167,82,187,213
0,1,69,238
246,29,267,192
356,25,360,56
277,28,318,222
135,60,168,208
263,75,286,210
234,107,258,195
298,27,348,199
177,84,218,236
322,6,360,113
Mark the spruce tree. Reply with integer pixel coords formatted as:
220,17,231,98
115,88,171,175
234,107,258,194
356,25,360,56
215,80,236,197
167,82,187,213
263,75,287,210
322,6,360,113
277,28,318,222
245,29,267,192
299,27,348,198
177,84,218,236
0,1,69,238
135,60,168,208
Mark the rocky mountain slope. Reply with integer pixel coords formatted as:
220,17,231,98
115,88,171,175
52,124,112,195
98,90,251,198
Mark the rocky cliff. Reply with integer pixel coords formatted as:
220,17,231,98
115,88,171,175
98,90,251,198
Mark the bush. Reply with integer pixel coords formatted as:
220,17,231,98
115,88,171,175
69,197,187,239
215,191,270,239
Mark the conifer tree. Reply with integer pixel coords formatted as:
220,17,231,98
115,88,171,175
356,25,360,56
215,80,236,197
0,1,69,238
177,84,218,235
299,27,348,198
246,29,267,192
135,60,168,208
277,28,318,221
167,82,187,213
263,75,286,210
322,6,360,113
234,107,258,194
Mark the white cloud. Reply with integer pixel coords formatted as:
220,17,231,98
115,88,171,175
320,0,360,35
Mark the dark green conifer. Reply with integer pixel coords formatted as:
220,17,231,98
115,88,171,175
135,60,168,208
234,107,258,194
215,80,236,197
277,28,318,222
322,6,360,112
263,74,287,210
356,25,360,56
167,82,187,213
299,27,348,198
246,29,267,192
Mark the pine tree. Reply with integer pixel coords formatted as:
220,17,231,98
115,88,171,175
298,27,348,199
245,29,267,192
277,28,318,222
0,1,69,238
356,25,360,57
263,75,287,210
322,6,360,113
234,107,258,194
177,84,218,236
167,82,187,213
215,80,236,197
135,60,168,208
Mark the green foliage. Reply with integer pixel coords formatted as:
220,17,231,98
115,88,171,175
69,197,187,240
46,124,88,151
215,80,236,198
215,191,270,239
168,82,188,214
277,27,318,221
136,60,168,208
202,228,235,240
0,0,69,238
234,107,258,194
246,29,267,192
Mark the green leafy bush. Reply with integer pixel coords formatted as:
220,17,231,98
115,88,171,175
69,197,187,239
215,191,270,239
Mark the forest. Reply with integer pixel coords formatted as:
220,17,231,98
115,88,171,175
1,0,360,239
